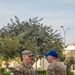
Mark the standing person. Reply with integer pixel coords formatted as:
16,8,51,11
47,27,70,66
14,50,35,75
44,49,66,75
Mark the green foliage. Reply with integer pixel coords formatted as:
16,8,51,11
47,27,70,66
65,57,75,69
0,36,19,60
0,58,3,67
37,70,46,74
2,72,11,75
66,68,73,75
0,16,65,63
0,68,5,74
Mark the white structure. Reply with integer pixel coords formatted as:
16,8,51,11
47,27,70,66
33,59,41,69
64,44,75,70
64,44,75,50
64,44,75,57
33,58,49,70
2,61,18,68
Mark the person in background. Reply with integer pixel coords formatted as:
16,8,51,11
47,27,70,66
14,50,35,75
44,49,66,75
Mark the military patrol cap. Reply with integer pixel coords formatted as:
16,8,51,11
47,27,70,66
44,49,58,57
22,50,34,56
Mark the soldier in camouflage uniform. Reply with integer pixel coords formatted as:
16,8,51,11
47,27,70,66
14,50,35,75
44,49,66,75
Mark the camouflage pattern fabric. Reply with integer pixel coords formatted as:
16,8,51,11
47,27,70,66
46,59,66,75
14,62,35,75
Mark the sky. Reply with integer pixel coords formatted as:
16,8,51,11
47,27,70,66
0,0,75,45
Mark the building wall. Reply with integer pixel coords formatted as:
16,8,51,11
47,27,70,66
33,58,49,70
64,49,75,70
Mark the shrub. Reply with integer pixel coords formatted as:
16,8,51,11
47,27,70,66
37,70,46,74
66,68,73,75
0,68,5,73
2,72,11,75
9,67,14,72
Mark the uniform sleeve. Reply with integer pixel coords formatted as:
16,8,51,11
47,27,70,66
46,64,55,75
13,65,24,75
31,67,35,75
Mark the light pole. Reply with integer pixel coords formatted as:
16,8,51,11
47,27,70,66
35,36,38,75
60,26,70,46
61,26,70,75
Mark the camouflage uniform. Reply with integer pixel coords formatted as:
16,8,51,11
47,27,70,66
46,59,66,75
14,62,35,75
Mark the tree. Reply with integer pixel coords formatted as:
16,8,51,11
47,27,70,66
0,36,19,68
0,16,65,63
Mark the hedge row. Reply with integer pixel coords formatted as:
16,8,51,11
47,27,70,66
0,68,73,75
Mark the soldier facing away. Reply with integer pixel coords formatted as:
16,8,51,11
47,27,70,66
44,49,66,75
14,50,35,75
